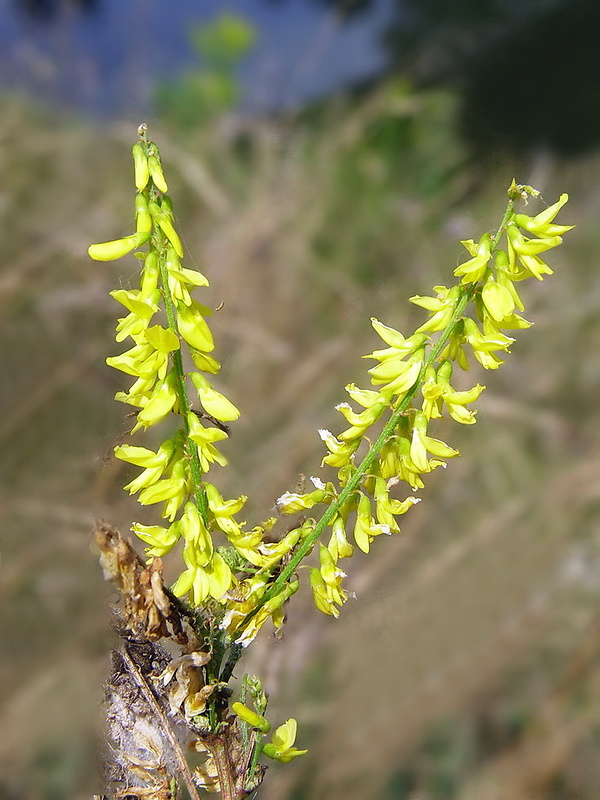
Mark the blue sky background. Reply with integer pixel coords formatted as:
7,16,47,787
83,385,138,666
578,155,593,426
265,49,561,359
0,0,396,116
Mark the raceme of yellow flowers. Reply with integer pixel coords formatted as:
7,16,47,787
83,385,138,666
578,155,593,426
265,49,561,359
89,130,572,652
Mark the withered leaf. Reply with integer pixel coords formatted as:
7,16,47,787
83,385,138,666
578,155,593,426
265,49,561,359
94,520,199,648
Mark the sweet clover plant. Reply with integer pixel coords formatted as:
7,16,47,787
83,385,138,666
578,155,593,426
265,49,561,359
89,125,572,800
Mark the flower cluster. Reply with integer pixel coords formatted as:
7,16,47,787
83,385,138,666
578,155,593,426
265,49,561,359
231,693,308,764
276,183,571,621
89,127,303,622
90,131,571,658
232,705,307,762
91,135,572,797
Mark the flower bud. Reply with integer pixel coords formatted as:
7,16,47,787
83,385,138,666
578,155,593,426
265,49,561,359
132,142,149,190
135,192,153,234
148,200,183,256
177,302,215,352
481,274,515,322
140,250,160,298
148,153,168,193
88,231,150,261
190,372,240,421
232,702,271,733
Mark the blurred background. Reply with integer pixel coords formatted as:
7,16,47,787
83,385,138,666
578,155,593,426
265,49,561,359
2,1,600,798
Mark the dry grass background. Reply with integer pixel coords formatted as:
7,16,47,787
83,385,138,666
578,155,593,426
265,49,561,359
2,83,600,800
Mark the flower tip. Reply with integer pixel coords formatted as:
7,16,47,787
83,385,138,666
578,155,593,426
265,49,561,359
276,491,298,506
335,402,351,412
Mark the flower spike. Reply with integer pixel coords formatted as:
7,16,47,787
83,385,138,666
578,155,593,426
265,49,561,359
248,182,571,626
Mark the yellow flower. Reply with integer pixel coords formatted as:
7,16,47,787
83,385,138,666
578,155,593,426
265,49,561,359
204,482,247,537
309,544,348,617
374,476,419,530
110,289,157,342
409,411,458,473
506,223,557,281
514,193,572,237
453,233,492,284
411,285,462,334
106,341,155,377
131,520,180,557
118,441,175,495
262,719,307,763
145,324,180,354
353,493,392,553
132,142,149,190
327,514,354,560
172,550,232,605
369,318,427,355
140,251,160,299
226,578,299,646
180,501,214,561
425,361,485,425
462,317,514,369
138,457,188,520
367,350,424,397
134,374,178,430
176,301,215,352
276,477,335,514
164,247,209,306
255,524,307,569
147,153,168,193
336,397,388,441
481,274,516,322
191,372,240,422
149,199,183,256
88,231,149,261
439,326,470,371
134,192,153,234
319,429,360,468
220,574,270,636
310,569,337,616
232,702,270,733
421,365,445,419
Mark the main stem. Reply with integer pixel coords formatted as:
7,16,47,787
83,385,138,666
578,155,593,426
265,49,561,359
154,223,210,524
154,221,220,724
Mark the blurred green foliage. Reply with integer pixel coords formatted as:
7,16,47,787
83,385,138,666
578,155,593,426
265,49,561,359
154,13,256,128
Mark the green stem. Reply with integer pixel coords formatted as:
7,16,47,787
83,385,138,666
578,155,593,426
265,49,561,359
241,196,516,625
154,220,219,723
246,732,263,792
138,129,211,527
154,224,210,524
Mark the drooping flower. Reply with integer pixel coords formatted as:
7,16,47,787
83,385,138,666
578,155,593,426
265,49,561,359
262,719,307,763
